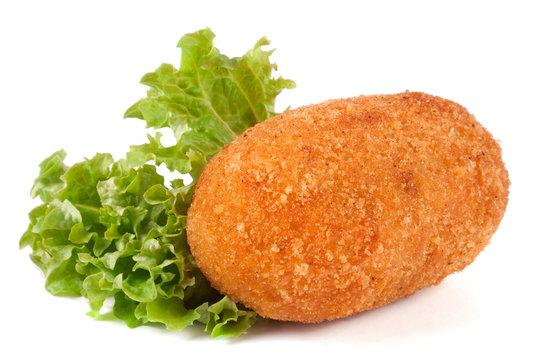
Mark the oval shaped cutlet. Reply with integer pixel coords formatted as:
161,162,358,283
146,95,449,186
187,92,510,323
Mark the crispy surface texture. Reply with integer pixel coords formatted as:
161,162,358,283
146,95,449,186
187,92,509,323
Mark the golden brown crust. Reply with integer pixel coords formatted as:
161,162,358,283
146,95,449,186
187,92,510,323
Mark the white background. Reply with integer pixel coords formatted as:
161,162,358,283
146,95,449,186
1,0,539,359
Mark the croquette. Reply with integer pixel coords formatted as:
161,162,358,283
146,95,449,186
186,91,509,323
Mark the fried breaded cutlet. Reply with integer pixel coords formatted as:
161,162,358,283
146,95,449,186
186,92,509,322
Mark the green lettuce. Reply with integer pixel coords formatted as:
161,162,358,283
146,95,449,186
20,28,294,337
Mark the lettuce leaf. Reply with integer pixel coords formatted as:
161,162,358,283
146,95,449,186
20,28,294,337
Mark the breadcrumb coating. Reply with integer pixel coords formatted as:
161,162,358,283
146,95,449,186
186,92,509,323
